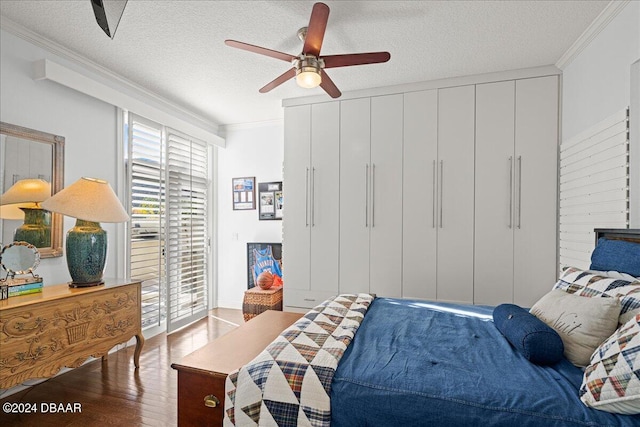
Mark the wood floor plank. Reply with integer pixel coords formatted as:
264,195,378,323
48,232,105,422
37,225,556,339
0,308,243,426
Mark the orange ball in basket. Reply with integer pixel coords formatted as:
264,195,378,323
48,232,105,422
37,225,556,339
256,271,274,290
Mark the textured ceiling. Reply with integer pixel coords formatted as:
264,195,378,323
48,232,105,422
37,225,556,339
0,1,609,126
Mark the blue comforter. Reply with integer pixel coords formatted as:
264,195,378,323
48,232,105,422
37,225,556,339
331,298,640,426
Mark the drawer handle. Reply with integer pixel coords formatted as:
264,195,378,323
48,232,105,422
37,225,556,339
204,394,220,408
303,298,316,302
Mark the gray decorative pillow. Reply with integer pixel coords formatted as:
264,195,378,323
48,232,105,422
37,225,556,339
530,290,621,367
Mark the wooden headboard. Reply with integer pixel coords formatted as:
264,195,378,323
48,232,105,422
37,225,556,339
595,228,640,244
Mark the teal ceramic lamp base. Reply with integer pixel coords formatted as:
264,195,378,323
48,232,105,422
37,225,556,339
14,207,51,248
66,219,107,287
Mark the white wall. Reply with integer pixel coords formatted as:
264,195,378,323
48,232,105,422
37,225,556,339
0,29,121,285
561,1,640,224
216,122,283,308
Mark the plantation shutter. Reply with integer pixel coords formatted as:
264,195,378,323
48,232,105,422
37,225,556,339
126,114,166,329
559,108,630,269
166,129,209,333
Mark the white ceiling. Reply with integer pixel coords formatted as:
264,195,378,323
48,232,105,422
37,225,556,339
0,1,609,127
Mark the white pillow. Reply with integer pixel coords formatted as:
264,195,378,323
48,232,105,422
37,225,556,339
530,290,621,367
580,314,640,414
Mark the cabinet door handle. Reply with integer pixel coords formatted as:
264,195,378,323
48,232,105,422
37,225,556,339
365,164,369,227
432,160,437,229
517,156,522,229
204,394,220,408
305,167,310,227
508,156,513,229
372,163,376,228
311,167,316,227
439,160,444,228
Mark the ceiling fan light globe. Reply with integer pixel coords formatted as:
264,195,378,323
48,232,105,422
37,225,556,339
296,68,322,88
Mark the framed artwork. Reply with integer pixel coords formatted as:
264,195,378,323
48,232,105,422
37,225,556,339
232,177,255,210
258,181,283,220
247,242,282,288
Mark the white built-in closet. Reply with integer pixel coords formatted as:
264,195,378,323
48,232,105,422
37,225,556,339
283,72,559,310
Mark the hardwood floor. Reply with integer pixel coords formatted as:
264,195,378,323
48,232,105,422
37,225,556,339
0,308,245,426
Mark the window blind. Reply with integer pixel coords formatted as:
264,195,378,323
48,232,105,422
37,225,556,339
559,108,630,269
165,129,209,333
126,114,166,329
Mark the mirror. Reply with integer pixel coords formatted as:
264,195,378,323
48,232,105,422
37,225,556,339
0,122,64,258
0,241,40,276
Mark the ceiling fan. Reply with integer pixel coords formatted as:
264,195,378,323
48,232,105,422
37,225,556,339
225,2,391,98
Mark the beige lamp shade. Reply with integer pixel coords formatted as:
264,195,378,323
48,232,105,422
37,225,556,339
0,179,51,205
41,177,129,223
0,203,43,220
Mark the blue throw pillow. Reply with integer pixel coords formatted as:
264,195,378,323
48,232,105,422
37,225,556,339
493,304,564,365
590,237,640,277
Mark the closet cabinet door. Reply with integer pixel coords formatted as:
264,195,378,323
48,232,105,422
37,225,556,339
310,102,340,293
514,76,559,307
370,94,403,297
339,98,371,294
436,85,475,303
474,81,516,305
403,90,438,299
283,105,311,293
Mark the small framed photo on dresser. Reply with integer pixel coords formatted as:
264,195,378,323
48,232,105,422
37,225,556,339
232,177,256,210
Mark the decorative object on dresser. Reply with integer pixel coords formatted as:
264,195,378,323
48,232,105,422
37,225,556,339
41,177,129,287
0,179,52,247
0,279,144,389
171,311,302,427
0,241,43,297
242,285,283,321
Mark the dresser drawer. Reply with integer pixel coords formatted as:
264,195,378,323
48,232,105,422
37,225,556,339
283,289,337,310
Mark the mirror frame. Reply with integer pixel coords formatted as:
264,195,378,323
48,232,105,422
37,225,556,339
0,122,65,258
0,241,41,276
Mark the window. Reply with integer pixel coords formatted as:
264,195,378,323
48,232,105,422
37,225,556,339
166,129,209,332
125,113,210,332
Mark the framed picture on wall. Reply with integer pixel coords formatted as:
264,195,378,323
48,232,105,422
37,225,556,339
247,242,283,288
258,181,283,220
232,177,255,210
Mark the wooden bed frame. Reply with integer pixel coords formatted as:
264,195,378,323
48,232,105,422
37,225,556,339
172,228,640,426
595,228,640,244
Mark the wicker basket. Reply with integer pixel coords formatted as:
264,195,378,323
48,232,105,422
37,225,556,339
242,286,283,322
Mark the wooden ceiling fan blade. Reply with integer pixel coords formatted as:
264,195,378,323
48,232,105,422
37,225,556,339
259,68,297,93
225,40,296,62
303,2,330,56
320,70,341,98
322,52,391,69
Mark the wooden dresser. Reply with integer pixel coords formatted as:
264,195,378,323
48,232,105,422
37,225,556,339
171,310,303,427
0,279,144,389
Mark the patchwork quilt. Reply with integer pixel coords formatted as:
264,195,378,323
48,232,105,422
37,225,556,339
223,293,374,427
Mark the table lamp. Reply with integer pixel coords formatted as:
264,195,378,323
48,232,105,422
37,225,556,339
41,177,129,287
0,178,52,247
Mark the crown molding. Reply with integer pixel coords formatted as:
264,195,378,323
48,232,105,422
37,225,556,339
555,0,630,70
0,16,220,133
283,64,561,107
219,119,284,136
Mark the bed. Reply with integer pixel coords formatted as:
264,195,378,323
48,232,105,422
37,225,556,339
224,229,640,426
